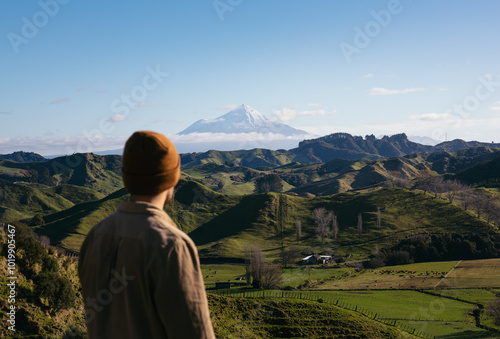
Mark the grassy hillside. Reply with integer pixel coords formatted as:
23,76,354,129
0,179,74,223
454,155,500,188
0,153,123,195
36,180,243,252
193,187,496,261
208,294,415,338
41,184,105,205
35,179,496,260
36,188,129,251
181,148,295,169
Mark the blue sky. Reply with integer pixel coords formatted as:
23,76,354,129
1,0,500,155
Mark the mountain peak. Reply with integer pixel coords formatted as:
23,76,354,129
219,104,268,127
178,105,307,136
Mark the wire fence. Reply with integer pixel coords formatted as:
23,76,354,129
210,289,436,339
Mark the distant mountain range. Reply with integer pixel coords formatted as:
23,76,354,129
180,132,500,168
3,132,500,170
178,104,307,136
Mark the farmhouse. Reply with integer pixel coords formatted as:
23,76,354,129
302,254,332,265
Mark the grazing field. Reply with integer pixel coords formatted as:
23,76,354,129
311,261,459,290
429,288,500,306
207,259,500,337
436,258,500,288
201,264,247,288
221,289,499,338
282,266,351,288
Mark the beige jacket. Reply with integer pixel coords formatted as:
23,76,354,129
78,201,215,339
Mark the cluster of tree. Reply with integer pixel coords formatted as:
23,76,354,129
366,232,500,268
280,245,302,267
389,170,500,227
311,207,370,244
245,244,282,289
312,208,339,244
2,223,75,312
254,174,283,193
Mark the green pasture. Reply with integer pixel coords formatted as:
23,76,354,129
312,261,459,290
220,289,499,338
201,264,247,288
282,266,351,288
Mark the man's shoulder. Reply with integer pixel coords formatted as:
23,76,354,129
149,215,195,249
87,211,120,235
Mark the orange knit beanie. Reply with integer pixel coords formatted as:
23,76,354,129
122,131,180,195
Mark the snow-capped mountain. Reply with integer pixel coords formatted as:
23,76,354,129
178,104,307,136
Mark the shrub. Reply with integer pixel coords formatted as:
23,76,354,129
487,297,500,326
34,272,75,311
42,256,59,272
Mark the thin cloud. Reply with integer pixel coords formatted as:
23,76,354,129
76,86,89,92
368,87,426,96
109,114,126,122
170,131,309,144
363,73,374,79
306,103,321,107
272,107,337,122
0,135,127,156
409,113,452,121
0,111,11,115
50,98,70,104
135,101,159,108
489,102,500,111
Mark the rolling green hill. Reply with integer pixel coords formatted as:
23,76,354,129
35,188,129,251
36,177,496,261
0,153,122,195
208,294,415,338
454,155,500,188
193,187,496,261
35,180,243,252
183,148,500,197
0,179,74,223
0,151,46,162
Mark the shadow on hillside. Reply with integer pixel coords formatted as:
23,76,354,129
188,194,269,246
35,188,128,247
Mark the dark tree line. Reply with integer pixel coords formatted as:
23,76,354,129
366,232,500,268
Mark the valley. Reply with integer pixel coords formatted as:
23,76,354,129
1,132,500,338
